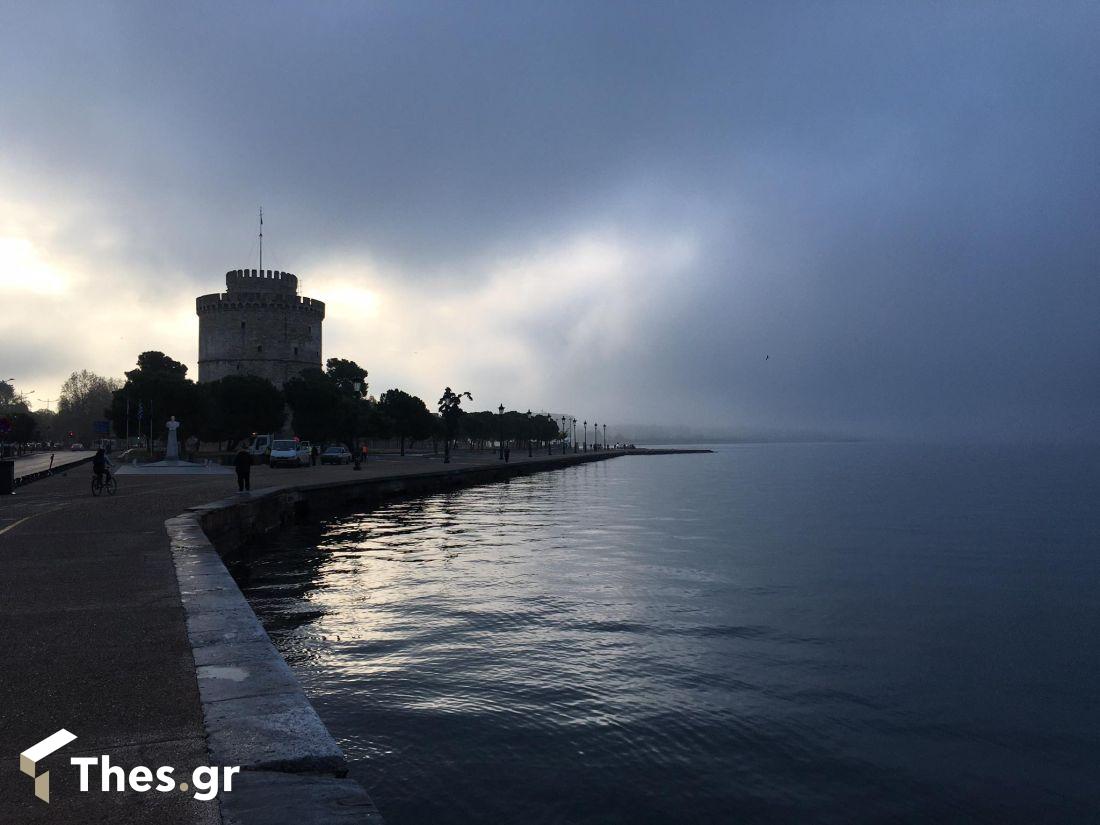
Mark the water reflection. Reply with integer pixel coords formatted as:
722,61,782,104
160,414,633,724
238,445,1100,824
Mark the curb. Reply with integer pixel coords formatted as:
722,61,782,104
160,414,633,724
166,511,383,824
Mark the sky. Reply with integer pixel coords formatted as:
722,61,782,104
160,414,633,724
2,1,1097,441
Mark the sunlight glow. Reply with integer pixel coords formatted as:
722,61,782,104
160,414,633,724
0,236,71,295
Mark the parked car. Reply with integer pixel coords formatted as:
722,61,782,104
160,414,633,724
269,438,310,467
320,444,352,465
70,442,85,450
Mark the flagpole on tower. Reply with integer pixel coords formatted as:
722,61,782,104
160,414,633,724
259,206,263,272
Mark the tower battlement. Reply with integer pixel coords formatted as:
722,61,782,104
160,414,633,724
195,292,326,316
225,268,299,293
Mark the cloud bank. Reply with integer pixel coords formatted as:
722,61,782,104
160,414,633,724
2,1,1097,440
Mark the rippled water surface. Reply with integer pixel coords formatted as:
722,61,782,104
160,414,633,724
237,444,1100,823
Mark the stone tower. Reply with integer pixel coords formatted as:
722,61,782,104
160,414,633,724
196,269,325,387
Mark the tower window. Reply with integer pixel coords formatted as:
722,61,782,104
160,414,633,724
257,345,263,353
241,321,246,330
293,346,299,356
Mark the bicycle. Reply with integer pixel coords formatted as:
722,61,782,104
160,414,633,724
91,470,117,496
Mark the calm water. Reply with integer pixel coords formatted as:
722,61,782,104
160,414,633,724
236,443,1100,823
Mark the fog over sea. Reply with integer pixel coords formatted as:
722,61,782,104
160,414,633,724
237,443,1100,823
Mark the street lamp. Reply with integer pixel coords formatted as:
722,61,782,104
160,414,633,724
560,416,566,455
572,419,577,453
604,424,607,449
352,382,364,470
527,409,533,458
593,420,598,451
498,404,505,460
583,421,587,452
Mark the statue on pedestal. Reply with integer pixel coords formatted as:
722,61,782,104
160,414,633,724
113,414,230,475
166,416,181,461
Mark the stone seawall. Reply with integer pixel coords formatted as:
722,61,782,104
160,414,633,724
199,450,629,548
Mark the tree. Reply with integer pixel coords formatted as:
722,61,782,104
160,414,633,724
325,358,369,398
532,414,557,448
109,352,199,447
284,368,345,443
6,411,38,443
131,351,188,380
377,389,433,456
0,382,34,446
463,410,495,450
460,409,536,451
35,409,58,443
58,370,120,444
198,375,285,449
0,381,30,413
15,412,38,442
502,410,528,445
286,359,377,460
437,387,472,464
407,401,437,448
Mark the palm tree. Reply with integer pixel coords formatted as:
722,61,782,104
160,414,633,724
437,387,472,464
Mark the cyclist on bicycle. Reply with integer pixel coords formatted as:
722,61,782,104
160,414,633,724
92,448,112,483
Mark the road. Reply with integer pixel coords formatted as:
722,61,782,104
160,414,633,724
12,450,96,479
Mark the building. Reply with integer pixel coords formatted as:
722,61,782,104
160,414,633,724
196,269,325,387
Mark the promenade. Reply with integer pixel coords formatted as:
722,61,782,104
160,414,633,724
11,450,96,481
0,449,619,824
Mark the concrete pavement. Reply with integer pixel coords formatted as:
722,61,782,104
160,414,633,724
12,450,95,480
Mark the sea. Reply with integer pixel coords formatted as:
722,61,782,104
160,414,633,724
235,442,1100,824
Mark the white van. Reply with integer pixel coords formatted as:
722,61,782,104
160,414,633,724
269,438,310,467
248,434,273,457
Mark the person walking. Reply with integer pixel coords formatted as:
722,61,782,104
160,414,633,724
234,445,252,492
311,444,318,466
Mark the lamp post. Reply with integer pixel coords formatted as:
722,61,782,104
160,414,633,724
352,382,364,470
527,409,533,458
560,416,566,455
572,419,577,453
593,420,598,451
498,404,505,460
583,421,587,452
603,424,607,449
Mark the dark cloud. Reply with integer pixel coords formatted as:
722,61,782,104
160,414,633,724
2,1,1096,440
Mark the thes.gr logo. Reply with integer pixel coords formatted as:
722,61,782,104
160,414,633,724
20,729,77,803
19,728,238,803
